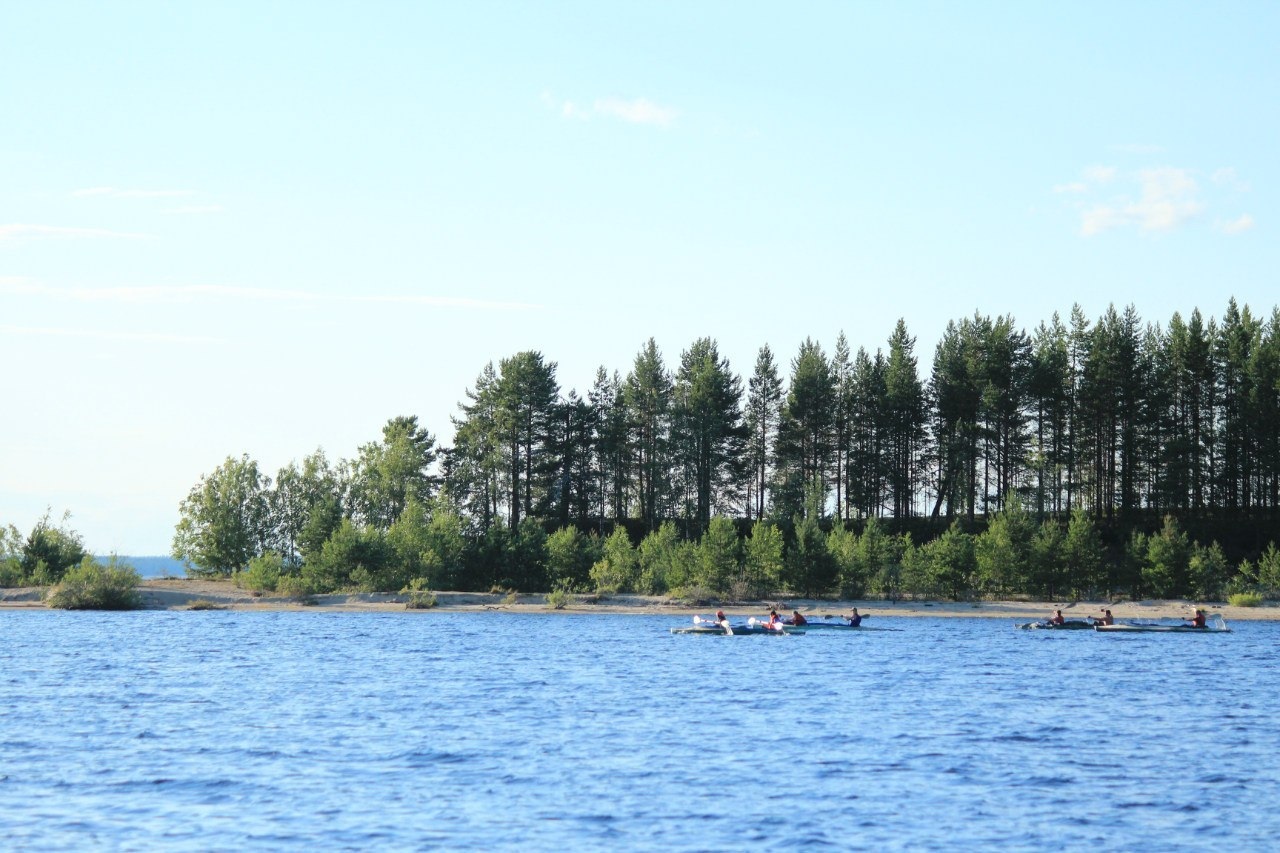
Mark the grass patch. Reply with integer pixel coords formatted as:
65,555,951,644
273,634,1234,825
187,599,226,611
1229,591,1265,607
545,587,571,610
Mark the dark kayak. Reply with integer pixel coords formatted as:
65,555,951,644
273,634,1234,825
670,624,803,635
1095,621,1230,633
1017,620,1095,630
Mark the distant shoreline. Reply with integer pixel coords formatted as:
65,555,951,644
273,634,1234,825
2,579,1277,621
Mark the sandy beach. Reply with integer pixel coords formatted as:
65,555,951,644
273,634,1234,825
1,578,1275,621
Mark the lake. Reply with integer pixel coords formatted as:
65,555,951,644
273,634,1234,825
2,611,1276,850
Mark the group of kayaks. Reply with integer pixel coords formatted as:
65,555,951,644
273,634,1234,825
669,614,886,636
1017,616,1231,633
672,612,1232,635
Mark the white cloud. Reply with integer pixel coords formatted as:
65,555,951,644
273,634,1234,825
543,91,676,127
73,187,193,198
1080,206,1126,237
1219,214,1255,234
593,97,677,127
0,324,223,345
0,223,152,242
164,204,224,215
1130,167,1201,231
0,275,42,294
1052,182,1088,194
1065,166,1204,236
1083,165,1118,185
1212,167,1250,192
1112,143,1165,154
11,280,539,311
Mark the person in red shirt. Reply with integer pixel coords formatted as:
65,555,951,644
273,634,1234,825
1186,608,1207,628
788,610,807,626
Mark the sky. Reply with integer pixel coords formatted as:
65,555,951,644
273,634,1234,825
2,1,1277,555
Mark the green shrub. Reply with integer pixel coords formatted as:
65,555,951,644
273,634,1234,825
233,552,282,593
0,557,24,588
276,574,315,600
545,586,571,610
1228,591,1264,607
503,590,520,606
45,556,142,610
669,585,715,607
402,578,437,609
187,599,226,610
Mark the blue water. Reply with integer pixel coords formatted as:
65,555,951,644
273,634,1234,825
2,612,1277,851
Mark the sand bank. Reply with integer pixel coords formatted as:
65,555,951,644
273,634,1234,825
2,579,1276,621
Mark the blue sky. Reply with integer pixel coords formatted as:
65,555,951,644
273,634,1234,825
2,1,1276,554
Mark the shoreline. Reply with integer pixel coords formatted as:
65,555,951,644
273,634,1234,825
2,579,1277,621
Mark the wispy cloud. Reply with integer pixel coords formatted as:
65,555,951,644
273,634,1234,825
163,204,224,215
594,97,677,127
1056,165,1222,236
0,275,42,294
0,324,223,345
543,91,677,127
0,223,153,242
1112,143,1165,155
1054,166,1116,194
1212,167,1250,192
1080,167,1202,236
1219,214,1255,234
1083,165,1118,184
5,280,540,311
73,187,194,199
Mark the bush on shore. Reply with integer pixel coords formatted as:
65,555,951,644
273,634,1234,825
403,577,437,609
45,556,142,610
232,552,283,593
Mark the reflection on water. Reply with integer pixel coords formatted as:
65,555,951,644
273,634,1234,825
1,611,1277,850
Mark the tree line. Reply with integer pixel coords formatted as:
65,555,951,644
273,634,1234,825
164,299,1280,601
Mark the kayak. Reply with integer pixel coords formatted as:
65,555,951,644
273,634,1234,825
1095,621,1230,633
670,624,804,636
792,620,881,631
1017,620,1095,630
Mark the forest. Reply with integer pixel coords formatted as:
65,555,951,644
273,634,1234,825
17,299,1275,603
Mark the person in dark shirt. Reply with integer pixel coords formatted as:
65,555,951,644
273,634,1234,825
788,610,807,626
846,607,862,627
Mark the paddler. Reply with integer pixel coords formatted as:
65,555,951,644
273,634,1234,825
1050,609,1066,625
1185,608,1207,628
788,610,807,626
1092,608,1114,626
845,607,862,627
